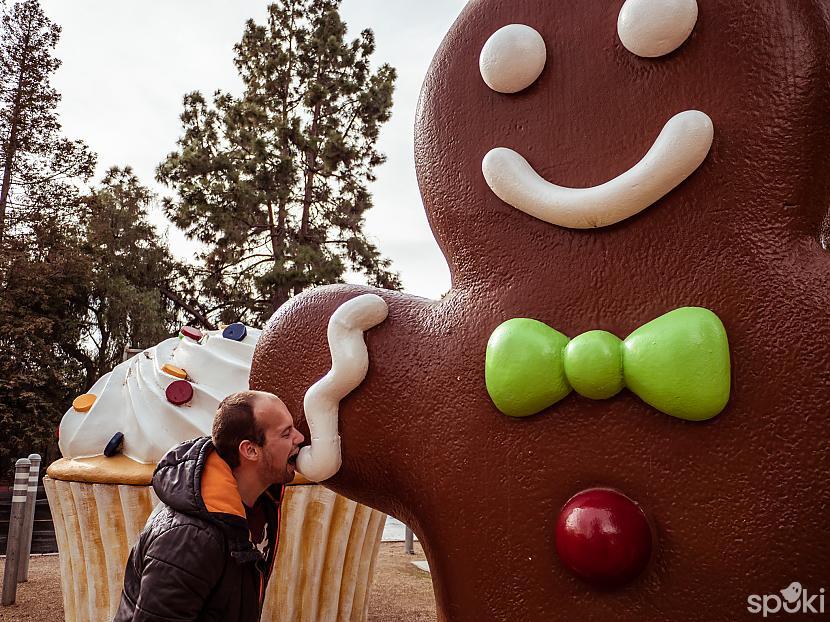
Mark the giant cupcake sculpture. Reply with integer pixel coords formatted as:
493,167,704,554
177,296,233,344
250,0,830,620
46,319,387,622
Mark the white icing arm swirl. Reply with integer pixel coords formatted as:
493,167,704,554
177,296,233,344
296,294,388,482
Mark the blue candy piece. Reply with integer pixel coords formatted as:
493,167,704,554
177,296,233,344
222,323,247,342
104,432,124,457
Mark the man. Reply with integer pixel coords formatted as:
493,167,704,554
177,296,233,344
114,390,304,622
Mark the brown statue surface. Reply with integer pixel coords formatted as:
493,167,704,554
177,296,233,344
251,1,830,619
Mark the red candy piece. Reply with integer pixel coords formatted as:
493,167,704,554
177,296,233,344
166,380,194,406
180,326,203,341
555,487,653,588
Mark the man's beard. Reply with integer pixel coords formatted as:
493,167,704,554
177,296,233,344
261,452,292,484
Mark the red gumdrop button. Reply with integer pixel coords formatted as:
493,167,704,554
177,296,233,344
180,326,203,341
555,487,653,588
165,380,194,406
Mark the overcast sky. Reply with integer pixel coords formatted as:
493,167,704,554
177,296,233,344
39,1,467,300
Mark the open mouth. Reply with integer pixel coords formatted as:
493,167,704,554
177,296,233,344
287,452,298,468
481,110,713,229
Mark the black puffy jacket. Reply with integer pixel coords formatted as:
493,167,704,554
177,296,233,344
113,436,283,622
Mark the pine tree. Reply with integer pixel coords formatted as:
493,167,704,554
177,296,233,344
0,0,94,243
158,0,400,324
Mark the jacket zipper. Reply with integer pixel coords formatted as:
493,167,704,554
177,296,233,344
258,487,283,609
258,568,265,607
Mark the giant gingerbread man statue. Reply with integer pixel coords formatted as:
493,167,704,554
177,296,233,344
250,1,830,619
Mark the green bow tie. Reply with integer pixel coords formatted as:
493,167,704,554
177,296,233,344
485,307,730,421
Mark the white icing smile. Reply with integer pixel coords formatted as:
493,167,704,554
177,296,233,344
482,110,714,229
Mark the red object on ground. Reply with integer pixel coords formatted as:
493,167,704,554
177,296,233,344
180,326,203,341
555,487,653,588
165,380,194,406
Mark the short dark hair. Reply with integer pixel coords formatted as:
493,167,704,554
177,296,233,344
212,391,266,469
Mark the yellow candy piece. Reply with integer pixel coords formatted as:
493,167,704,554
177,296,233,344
73,394,97,413
161,363,188,379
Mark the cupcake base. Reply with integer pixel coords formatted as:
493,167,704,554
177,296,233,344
44,468,385,622
44,477,159,622
265,484,386,621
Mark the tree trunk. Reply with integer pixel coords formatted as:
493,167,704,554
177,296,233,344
300,100,321,242
60,341,97,392
0,151,13,241
97,324,111,381
159,285,215,329
267,198,289,310
267,7,295,313
268,7,295,313
0,27,32,242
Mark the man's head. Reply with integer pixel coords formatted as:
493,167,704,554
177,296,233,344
212,390,304,484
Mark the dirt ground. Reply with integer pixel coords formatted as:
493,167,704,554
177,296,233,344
0,542,436,621
366,542,436,622
0,556,64,621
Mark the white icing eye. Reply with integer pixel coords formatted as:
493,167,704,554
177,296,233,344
479,24,546,94
617,0,698,58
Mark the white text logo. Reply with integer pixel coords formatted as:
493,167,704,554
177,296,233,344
747,582,826,617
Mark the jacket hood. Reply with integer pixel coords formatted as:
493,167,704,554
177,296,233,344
153,436,285,541
153,436,283,540
152,436,248,533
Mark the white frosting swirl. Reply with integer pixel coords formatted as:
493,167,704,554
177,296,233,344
58,327,261,464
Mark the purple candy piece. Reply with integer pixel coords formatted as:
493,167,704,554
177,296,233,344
166,380,194,406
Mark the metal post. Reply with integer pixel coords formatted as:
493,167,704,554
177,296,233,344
17,453,41,582
404,526,415,555
2,458,30,606
123,345,143,362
